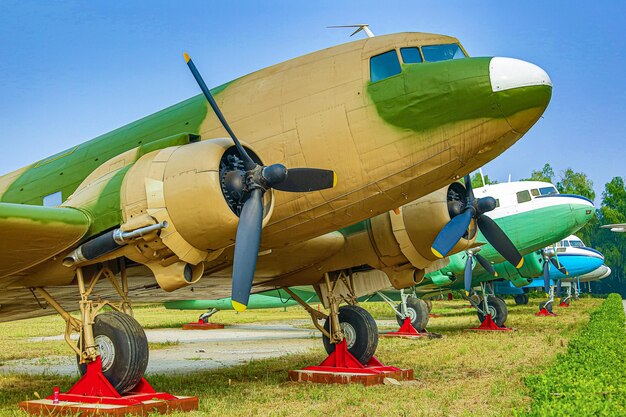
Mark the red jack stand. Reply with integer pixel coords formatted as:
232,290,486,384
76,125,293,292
381,317,425,338
535,308,557,317
558,301,570,308
19,356,197,416
182,319,225,330
467,314,512,331
287,339,413,386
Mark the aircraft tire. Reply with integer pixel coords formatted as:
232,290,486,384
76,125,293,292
77,311,149,394
322,305,378,364
539,301,553,313
514,294,529,305
477,296,508,327
395,297,429,330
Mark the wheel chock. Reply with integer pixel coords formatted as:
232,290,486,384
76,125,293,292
182,319,225,330
466,314,512,331
287,339,413,386
19,356,197,416
535,308,557,316
381,317,426,338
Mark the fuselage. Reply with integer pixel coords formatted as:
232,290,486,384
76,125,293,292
0,32,551,252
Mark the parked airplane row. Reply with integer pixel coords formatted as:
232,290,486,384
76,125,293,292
1,29,607,403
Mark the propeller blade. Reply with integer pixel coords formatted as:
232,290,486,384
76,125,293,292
431,209,473,258
475,253,497,277
464,174,474,201
184,53,256,170
271,168,337,192
556,279,562,297
543,260,550,293
464,254,473,293
476,215,524,268
549,257,568,275
231,188,264,311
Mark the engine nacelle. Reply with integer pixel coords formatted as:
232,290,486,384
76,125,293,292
333,182,477,289
492,251,544,287
119,139,274,290
368,182,476,266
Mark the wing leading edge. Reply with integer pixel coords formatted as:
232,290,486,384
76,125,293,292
0,202,91,279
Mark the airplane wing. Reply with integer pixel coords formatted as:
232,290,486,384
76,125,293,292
601,223,626,232
0,202,91,279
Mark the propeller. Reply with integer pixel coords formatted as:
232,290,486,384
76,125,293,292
463,249,497,293
542,245,568,294
185,53,337,311
431,175,524,268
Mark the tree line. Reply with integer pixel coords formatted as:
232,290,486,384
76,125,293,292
471,164,626,295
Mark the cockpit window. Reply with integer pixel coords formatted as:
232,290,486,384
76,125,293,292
370,50,402,82
400,47,423,64
570,240,584,248
539,186,558,195
421,44,466,62
531,189,540,197
517,190,531,204
561,240,570,247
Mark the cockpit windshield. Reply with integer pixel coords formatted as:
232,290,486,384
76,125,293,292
569,240,584,248
539,186,558,195
421,44,466,62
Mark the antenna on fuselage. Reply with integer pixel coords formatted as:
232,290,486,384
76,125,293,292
508,174,512,183
327,24,375,38
479,168,486,187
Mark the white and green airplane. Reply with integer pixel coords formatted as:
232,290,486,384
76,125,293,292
167,179,594,329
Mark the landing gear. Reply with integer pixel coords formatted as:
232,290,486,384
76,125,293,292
394,296,429,330
477,296,508,327
536,285,557,316
285,271,413,385
25,263,189,410
514,293,529,305
558,283,572,307
77,311,148,394
199,308,219,323
466,282,511,331
322,305,378,364
539,300,554,313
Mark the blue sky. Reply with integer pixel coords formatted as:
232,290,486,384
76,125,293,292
0,1,623,204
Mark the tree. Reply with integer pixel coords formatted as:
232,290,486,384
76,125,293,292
556,168,596,201
523,163,555,183
589,177,626,295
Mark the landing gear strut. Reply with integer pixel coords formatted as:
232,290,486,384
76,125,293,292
375,289,430,337
466,282,511,331
536,284,557,316
285,271,413,385
22,263,193,412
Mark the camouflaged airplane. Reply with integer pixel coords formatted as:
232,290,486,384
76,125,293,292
0,32,552,394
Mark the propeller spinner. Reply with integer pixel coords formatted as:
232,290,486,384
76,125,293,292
185,53,336,311
432,175,524,269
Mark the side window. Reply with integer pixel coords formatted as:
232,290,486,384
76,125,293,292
43,191,62,207
517,190,531,204
370,50,401,82
531,189,540,197
495,199,500,208
400,47,423,64
422,44,466,62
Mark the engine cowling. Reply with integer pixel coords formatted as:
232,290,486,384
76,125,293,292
491,250,544,287
340,182,477,289
119,138,274,290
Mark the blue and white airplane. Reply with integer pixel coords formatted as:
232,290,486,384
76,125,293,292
493,235,606,309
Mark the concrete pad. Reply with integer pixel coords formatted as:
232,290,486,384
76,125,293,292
2,323,320,377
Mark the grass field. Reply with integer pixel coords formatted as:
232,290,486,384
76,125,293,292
0,297,603,416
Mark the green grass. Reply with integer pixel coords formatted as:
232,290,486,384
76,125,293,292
520,293,626,416
0,298,604,416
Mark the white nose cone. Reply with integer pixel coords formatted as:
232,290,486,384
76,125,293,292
489,57,552,92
